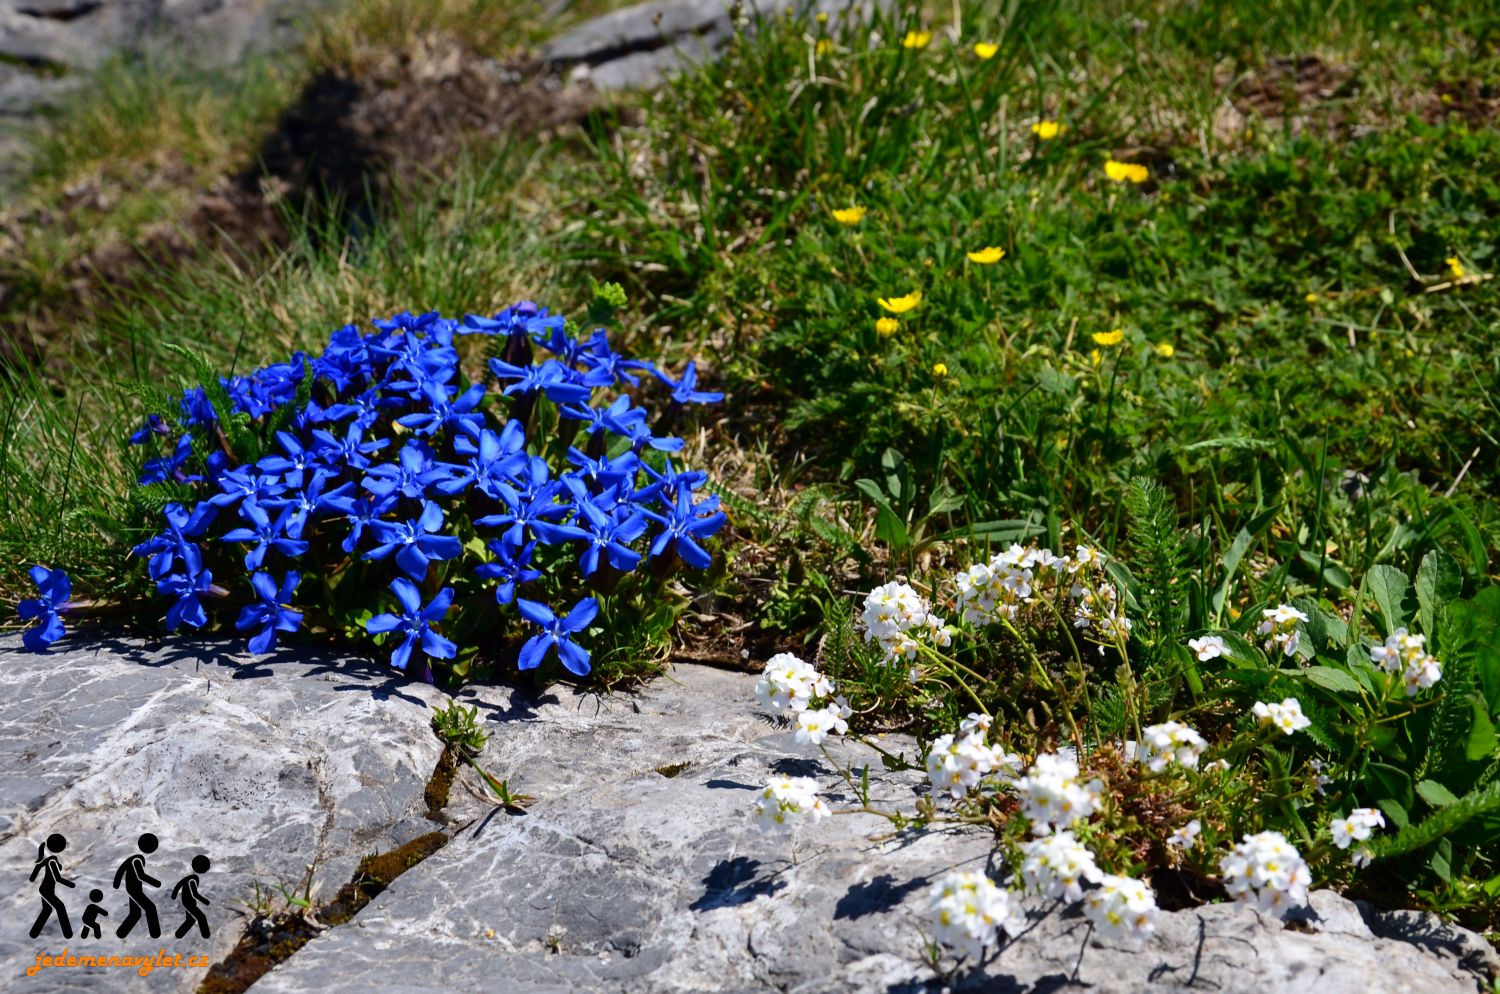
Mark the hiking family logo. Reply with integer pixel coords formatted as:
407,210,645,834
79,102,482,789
23,832,214,979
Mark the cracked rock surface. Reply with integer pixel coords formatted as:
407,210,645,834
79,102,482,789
2,641,1496,993
0,637,444,993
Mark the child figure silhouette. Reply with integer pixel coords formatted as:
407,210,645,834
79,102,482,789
171,855,212,939
81,889,109,939
28,833,75,939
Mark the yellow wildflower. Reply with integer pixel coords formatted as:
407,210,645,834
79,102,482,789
902,31,931,49
1089,349,1102,366
1092,329,1125,346
1446,256,1464,280
816,39,834,55
973,42,998,59
1154,342,1175,358
878,291,922,314
1304,292,1319,304
876,318,899,337
966,246,1005,264
816,11,828,23
932,362,949,377
1031,121,1066,140
831,206,866,225
1104,159,1149,184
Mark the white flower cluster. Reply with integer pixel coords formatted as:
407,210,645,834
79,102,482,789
1167,818,1201,850
861,581,950,662
926,725,1021,800
754,653,850,745
1369,627,1443,696
1253,697,1311,736
1139,721,1207,773
954,543,1064,626
1330,807,1385,866
1219,831,1311,916
928,870,1020,960
1019,830,1101,901
752,775,831,834
1257,604,1309,658
1014,753,1103,835
1083,874,1159,944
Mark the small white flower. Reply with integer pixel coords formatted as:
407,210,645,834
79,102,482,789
1167,819,1202,849
793,706,846,745
1253,698,1311,736
1308,758,1331,795
1014,753,1103,834
1139,721,1207,773
926,731,1020,800
1083,874,1158,944
754,653,825,714
1188,635,1226,661
928,870,1019,959
1020,830,1102,901
752,775,830,834
1219,831,1310,917
1330,807,1386,850
1257,604,1308,658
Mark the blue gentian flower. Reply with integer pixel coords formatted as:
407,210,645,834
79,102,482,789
139,434,194,485
366,578,456,672
517,597,598,676
221,502,309,570
535,498,648,576
656,361,724,406
396,381,486,437
324,492,396,554
363,441,454,500
265,471,352,540
257,430,326,488
311,422,389,469
18,566,70,651
641,489,726,569
473,539,541,603
365,501,462,580
209,465,286,509
159,545,215,631
236,572,303,654
577,329,655,387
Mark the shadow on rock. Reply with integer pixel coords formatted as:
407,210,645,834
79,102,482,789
689,856,785,911
835,872,928,921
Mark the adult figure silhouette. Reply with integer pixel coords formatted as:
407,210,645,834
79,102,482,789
28,833,75,939
113,833,161,939
171,855,212,939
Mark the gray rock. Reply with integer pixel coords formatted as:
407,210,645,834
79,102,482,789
0,637,446,993
543,0,886,91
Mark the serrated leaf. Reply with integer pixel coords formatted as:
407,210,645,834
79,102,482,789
1415,550,1462,639
1365,565,1411,635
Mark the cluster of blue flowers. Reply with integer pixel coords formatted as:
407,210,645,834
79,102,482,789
16,301,726,681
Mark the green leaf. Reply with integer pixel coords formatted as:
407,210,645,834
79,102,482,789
1466,701,1498,762
1415,550,1462,640
1416,779,1460,808
1365,565,1411,635
1366,762,1414,810
1300,665,1362,696
1297,549,1352,590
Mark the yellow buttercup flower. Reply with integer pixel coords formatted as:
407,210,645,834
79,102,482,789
902,31,931,49
1304,292,1319,304
1446,256,1465,279
932,362,949,377
816,11,828,23
973,42,998,59
1031,121,1066,140
831,206,866,225
1154,342,1175,358
816,39,834,55
878,291,922,314
1092,329,1125,346
966,246,1005,264
1089,348,1102,366
876,318,898,336
1104,159,1149,184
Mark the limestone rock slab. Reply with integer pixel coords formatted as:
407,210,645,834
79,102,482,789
0,636,445,993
